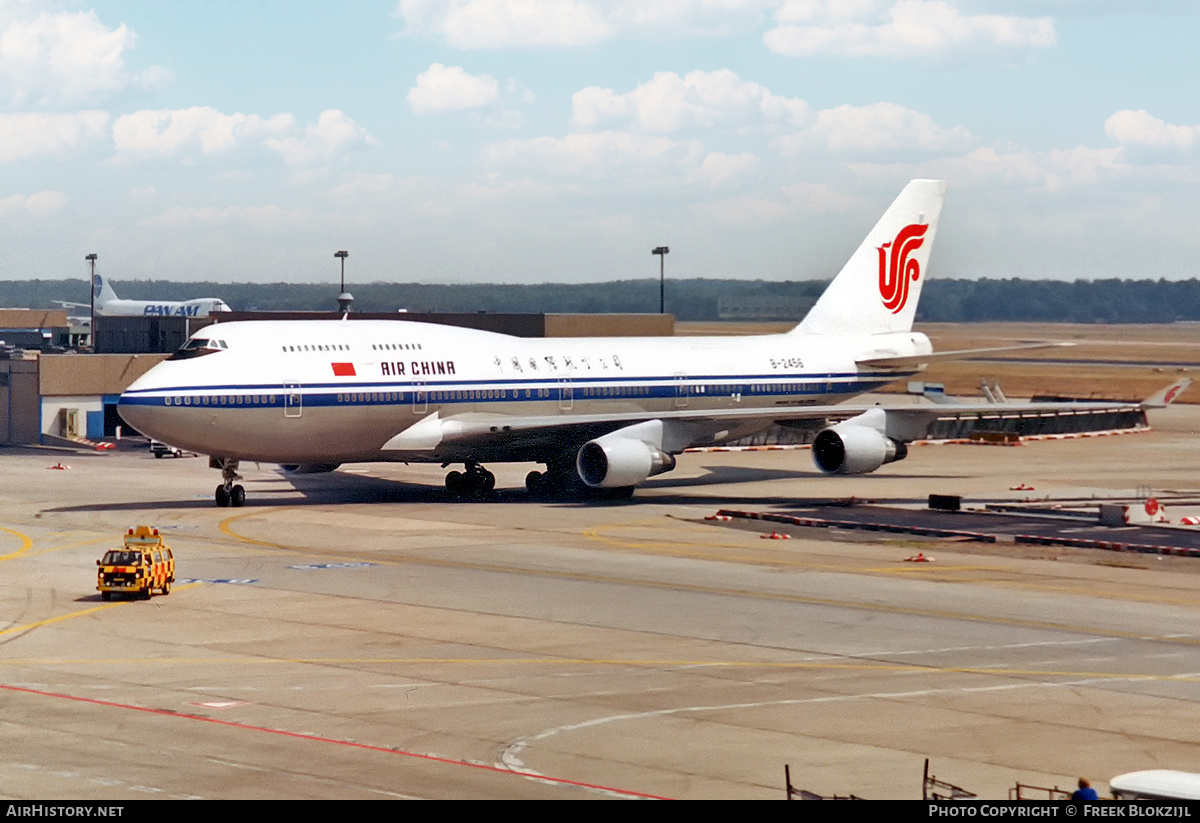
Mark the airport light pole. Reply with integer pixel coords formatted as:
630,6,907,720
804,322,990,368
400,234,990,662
85,253,97,351
335,250,348,292
334,250,353,314
652,246,669,314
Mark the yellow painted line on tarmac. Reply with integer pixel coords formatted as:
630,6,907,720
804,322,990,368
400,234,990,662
0,582,204,638
588,520,1200,609
581,521,860,570
213,509,1200,646
861,565,1002,573
219,508,299,550
25,534,112,559
0,527,33,562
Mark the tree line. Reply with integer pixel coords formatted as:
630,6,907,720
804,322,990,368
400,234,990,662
3,277,1200,323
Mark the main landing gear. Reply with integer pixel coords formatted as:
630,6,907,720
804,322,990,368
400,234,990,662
445,462,495,497
212,458,246,507
526,458,635,501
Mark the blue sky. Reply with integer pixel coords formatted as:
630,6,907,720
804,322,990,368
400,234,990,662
2,1,1198,288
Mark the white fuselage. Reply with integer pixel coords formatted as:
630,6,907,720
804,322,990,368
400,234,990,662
118,319,928,464
97,297,233,318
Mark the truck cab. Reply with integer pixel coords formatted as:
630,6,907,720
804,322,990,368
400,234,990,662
97,526,175,600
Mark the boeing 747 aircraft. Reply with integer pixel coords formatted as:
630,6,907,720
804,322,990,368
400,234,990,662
118,180,1160,507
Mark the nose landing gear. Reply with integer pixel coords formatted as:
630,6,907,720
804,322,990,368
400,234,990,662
212,458,245,507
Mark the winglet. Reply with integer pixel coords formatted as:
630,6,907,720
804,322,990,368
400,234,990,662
1142,378,1191,408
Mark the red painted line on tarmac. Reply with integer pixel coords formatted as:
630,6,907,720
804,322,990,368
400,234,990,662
0,682,669,800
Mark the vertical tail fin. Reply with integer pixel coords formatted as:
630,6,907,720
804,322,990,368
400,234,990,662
795,179,948,336
93,274,119,308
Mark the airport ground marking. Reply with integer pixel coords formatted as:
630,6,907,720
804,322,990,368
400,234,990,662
1,657,1197,683
588,518,1015,574
503,669,1200,761
0,527,33,561
0,582,204,638
589,520,1200,610
25,534,114,558
218,508,300,550
211,509,1200,647
0,682,669,800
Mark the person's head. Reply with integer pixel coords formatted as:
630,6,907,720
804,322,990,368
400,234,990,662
1078,778,1090,789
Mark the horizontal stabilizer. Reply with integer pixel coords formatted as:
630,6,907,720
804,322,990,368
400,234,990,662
857,341,1073,369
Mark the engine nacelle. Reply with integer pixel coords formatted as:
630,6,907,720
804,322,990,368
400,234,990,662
577,435,676,489
280,462,342,474
812,423,907,475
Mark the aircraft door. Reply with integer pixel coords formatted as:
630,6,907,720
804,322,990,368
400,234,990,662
558,375,573,411
412,381,427,414
284,382,302,418
674,374,689,408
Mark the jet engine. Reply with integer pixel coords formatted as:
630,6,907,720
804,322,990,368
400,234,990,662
280,463,342,474
811,421,907,475
576,430,676,488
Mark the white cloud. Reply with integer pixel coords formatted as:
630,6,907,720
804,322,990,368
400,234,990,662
0,110,108,162
408,63,500,114
486,130,703,179
394,0,773,48
0,5,167,105
858,144,1129,193
111,107,374,167
781,180,860,212
572,69,811,132
396,0,612,48
1105,110,1200,152
0,189,67,215
112,107,293,159
264,110,377,165
765,0,1056,59
140,204,314,230
692,151,760,188
775,101,973,155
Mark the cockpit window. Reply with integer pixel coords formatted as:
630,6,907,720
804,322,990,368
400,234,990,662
167,337,228,360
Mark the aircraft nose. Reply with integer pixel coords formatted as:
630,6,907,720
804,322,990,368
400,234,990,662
116,390,155,437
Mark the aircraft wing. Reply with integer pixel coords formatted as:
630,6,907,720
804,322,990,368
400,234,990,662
377,380,1179,463
380,404,844,461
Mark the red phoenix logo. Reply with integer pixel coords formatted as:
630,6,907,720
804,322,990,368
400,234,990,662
878,223,928,314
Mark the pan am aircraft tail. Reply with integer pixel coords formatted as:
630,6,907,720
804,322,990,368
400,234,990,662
117,179,1156,508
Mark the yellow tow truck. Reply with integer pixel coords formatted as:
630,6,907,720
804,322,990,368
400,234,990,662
97,526,175,600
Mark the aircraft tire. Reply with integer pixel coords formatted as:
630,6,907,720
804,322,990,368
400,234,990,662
446,471,463,493
231,485,246,507
525,471,544,495
216,485,230,507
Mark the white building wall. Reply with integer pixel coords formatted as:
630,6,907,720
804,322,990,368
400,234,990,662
41,395,103,438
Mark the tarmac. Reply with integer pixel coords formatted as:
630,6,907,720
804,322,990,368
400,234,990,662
2,404,1200,799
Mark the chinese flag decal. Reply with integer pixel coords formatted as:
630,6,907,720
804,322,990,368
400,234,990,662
332,362,356,377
